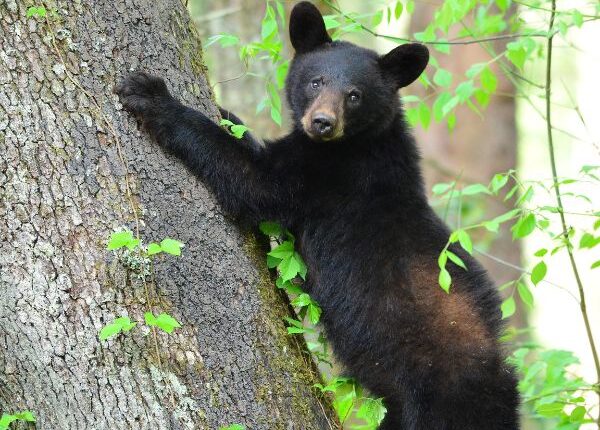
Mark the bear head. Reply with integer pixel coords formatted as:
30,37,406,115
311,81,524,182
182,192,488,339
285,1,429,142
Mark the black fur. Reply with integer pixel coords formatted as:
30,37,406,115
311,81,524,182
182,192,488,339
115,2,520,428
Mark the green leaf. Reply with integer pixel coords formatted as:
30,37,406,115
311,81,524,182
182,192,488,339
371,10,383,27
480,66,497,93
572,10,583,28
501,296,516,319
0,414,14,429
147,242,162,256
433,92,452,121
259,221,283,237
489,173,508,194
144,312,181,334
465,62,486,79
455,230,473,255
506,42,526,70
394,1,403,19
438,268,451,293
592,260,600,269
308,303,322,324
99,316,137,341
483,221,499,233
356,397,387,426
455,80,475,102
323,15,341,30
270,106,282,126
446,250,467,270
530,261,547,285
536,402,564,417
107,230,134,250
205,34,240,48
517,282,534,308
533,248,547,257
14,411,35,423
160,238,184,256
261,6,278,40
418,102,431,129
432,181,455,195
26,6,47,18
512,213,536,239
461,183,491,196
230,124,250,139
279,255,301,282
570,406,586,422
219,425,245,430
579,233,600,249
269,241,294,259
433,68,452,87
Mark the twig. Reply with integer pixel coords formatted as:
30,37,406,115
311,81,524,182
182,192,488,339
544,1,600,425
474,248,579,302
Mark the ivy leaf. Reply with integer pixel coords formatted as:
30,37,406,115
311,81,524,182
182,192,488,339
144,312,181,334
259,221,283,237
278,255,301,282
219,425,245,430
356,397,387,426
26,6,47,18
268,241,294,259
501,296,516,319
147,242,162,256
530,261,547,286
107,230,134,250
99,316,137,341
308,303,322,324
160,238,184,256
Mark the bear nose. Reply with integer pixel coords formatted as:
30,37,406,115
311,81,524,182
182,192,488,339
311,113,336,137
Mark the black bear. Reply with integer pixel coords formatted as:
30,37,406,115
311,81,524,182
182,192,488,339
116,2,520,428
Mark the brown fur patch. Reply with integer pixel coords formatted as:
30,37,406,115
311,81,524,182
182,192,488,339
301,89,345,140
408,260,494,369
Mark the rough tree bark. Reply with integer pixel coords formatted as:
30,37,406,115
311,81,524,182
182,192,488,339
0,0,335,429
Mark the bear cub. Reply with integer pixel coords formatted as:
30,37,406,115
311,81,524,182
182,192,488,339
116,2,520,429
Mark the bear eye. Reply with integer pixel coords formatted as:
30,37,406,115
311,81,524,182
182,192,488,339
348,91,361,103
310,78,322,89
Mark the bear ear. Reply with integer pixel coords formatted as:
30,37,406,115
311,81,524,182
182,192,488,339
289,2,332,54
378,43,429,89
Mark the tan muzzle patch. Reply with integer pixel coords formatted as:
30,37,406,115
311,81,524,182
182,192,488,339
301,89,345,141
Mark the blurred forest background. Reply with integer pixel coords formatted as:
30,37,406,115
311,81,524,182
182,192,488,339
186,0,599,428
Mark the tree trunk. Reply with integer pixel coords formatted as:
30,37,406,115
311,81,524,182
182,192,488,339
0,1,335,429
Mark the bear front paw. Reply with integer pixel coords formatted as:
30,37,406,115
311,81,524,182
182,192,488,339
114,71,173,117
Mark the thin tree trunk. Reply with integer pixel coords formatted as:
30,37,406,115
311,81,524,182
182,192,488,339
0,1,335,428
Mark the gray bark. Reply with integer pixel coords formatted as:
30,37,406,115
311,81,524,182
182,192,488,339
0,0,335,429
